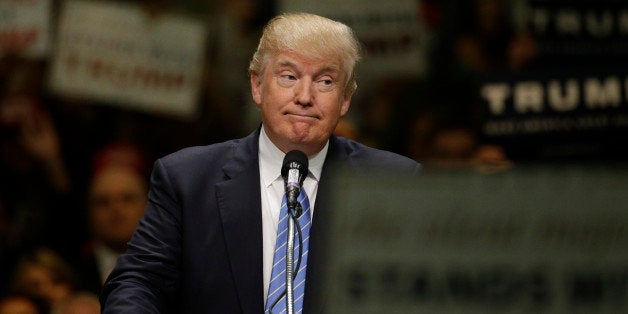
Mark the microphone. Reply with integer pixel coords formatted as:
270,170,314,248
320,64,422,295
278,150,308,314
281,150,308,217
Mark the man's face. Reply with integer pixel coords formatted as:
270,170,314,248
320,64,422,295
88,166,147,252
251,51,352,155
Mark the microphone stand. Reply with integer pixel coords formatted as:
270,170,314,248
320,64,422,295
279,150,308,314
269,204,303,314
285,210,297,314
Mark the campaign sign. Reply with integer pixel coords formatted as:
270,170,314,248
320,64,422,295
526,0,628,58
49,0,207,119
0,0,51,58
278,0,428,82
479,69,628,160
322,166,628,313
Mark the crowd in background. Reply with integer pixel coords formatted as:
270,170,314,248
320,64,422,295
1,0,610,312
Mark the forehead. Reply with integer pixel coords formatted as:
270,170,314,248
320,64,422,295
268,52,343,74
90,166,145,192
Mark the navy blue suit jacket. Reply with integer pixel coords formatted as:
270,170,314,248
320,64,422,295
100,128,421,313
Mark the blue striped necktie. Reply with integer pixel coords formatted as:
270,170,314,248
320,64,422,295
265,189,311,313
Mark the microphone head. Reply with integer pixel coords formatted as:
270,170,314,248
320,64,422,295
281,150,309,186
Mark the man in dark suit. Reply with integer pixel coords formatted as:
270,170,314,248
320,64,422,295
100,12,421,313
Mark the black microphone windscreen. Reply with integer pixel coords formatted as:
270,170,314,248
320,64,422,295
281,150,309,183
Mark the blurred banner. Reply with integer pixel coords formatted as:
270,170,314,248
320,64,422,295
480,70,628,160
49,0,207,119
477,0,628,161
0,0,52,58
278,0,428,83
526,0,628,59
323,167,628,313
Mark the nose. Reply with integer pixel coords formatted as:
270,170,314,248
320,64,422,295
294,78,313,107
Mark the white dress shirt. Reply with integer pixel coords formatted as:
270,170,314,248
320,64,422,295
258,126,328,303
94,243,120,285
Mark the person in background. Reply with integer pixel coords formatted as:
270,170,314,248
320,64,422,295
0,293,47,314
0,58,77,291
454,0,538,73
51,292,100,314
100,12,420,313
8,247,76,309
406,112,513,173
76,142,149,294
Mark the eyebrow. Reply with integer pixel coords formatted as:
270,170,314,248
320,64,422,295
275,58,341,76
276,59,295,68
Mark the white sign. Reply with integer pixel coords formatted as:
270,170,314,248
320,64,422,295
0,0,52,58
278,0,427,83
49,0,207,119
323,167,628,313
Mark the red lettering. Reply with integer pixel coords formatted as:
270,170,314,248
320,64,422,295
63,53,188,92
0,27,39,50
81,58,186,91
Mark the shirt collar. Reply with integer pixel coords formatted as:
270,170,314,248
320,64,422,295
259,125,328,187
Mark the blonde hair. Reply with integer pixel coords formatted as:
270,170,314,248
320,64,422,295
249,12,361,96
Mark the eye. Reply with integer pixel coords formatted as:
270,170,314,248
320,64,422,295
316,77,335,92
277,72,297,87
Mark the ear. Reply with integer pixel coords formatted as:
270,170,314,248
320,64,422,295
339,91,353,117
250,72,262,106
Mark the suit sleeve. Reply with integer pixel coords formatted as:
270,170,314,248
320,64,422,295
100,159,182,313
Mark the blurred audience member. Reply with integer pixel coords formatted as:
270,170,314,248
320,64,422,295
334,118,360,141
9,248,76,309
76,142,149,293
204,0,272,136
470,143,513,173
424,125,479,169
50,292,99,314
0,55,78,293
357,78,421,151
454,0,537,73
0,293,47,314
407,114,513,173
0,94,70,192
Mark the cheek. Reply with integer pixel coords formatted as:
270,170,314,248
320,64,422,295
327,99,348,119
90,208,108,224
260,93,289,117
130,203,146,219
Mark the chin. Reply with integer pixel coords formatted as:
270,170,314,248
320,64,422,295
286,128,312,143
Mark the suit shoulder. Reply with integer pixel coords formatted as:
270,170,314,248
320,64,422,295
333,137,421,173
161,140,235,163
154,138,244,176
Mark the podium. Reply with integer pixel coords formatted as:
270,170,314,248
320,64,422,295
321,165,628,313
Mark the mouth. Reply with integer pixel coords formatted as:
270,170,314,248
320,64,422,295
285,112,319,120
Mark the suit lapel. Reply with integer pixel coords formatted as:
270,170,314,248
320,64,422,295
215,129,264,313
215,131,354,313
